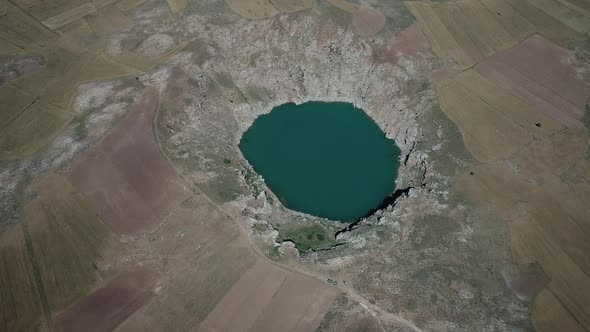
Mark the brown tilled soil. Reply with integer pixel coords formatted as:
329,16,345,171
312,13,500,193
68,87,189,234
0,225,47,332
54,268,157,332
475,35,589,129
24,173,116,312
200,260,340,332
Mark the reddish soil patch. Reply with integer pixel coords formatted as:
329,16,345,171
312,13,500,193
373,24,429,65
68,87,189,234
200,260,340,332
475,35,589,129
54,268,157,332
352,6,386,37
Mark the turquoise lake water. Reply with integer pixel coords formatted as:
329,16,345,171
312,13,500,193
239,101,401,221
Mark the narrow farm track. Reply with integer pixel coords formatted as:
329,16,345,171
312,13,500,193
152,94,425,332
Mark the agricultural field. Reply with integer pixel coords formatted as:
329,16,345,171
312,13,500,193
0,225,47,332
1,0,590,331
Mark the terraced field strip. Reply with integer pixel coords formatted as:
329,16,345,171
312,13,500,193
492,34,589,108
1,43,136,159
0,225,48,331
406,0,518,68
0,99,72,160
554,0,590,17
24,173,116,312
0,83,36,131
452,69,563,137
429,3,485,64
526,0,590,33
200,259,340,332
437,77,531,162
54,268,157,332
457,127,590,330
199,260,290,332
479,0,536,40
454,0,518,55
407,0,585,68
534,289,585,332
405,1,476,68
0,1,57,50
247,271,340,331
41,3,97,30
12,0,89,22
506,0,582,40
111,41,189,72
513,211,590,330
475,35,588,129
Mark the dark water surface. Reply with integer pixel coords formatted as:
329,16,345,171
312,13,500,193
239,101,401,221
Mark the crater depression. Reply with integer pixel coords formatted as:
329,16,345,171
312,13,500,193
239,101,401,221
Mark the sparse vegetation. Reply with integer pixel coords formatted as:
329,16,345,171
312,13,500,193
242,166,264,197
279,224,335,252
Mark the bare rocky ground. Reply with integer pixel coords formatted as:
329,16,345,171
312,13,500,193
0,0,568,330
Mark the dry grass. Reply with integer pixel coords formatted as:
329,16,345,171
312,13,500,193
437,77,531,162
85,5,134,35
0,101,72,160
457,128,590,329
0,83,36,130
0,225,47,332
453,69,563,137
534,289,585,332
479,0,536,40
526,0,590,34
24,173,116,312
406,1,476,68
111,41,189,72
0,1,56,50
406,0,583,69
